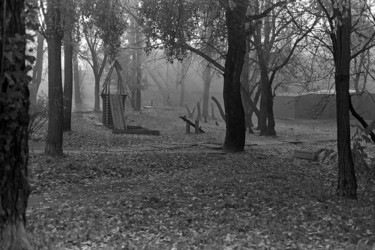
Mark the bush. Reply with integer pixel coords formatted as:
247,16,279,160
351,121,375,196
29,94,48,140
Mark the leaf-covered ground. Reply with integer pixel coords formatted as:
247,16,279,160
28,108,375,249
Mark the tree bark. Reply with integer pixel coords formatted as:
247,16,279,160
45,0,64,156
0,0,33,249
332,2,357,198
30,32,45,104
222,0,247,152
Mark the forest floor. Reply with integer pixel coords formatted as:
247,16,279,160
27,107,375,250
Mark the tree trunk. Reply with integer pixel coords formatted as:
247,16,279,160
349,97,375,143
202,66,212,122
222,0,247,152
333,2,357,198
63,11,74,131
45,0,64,157
265,82,276,135
0,1,33,249
73,51,82,105
30,32,45,104
179,78,185,107
93,72,101,112
212,96,226,122
259,65,268,135
240,39,254,134
133,21,142,111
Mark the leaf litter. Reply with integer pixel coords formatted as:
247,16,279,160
27,108,375,249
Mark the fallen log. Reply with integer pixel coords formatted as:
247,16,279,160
112,128,160,135
179,116,205,133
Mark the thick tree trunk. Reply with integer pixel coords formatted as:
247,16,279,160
0,1,33,249
222,0,247,152
30,32,45,104
333,2,357,198
73,51,82,105
45,0,64,157
63,23,74,131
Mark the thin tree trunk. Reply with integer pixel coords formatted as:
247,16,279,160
30,32,45,104
45,0,64,157
94,72,101,112
265,82,276,135
222,0,247,152
240,38,254,134
333,2,357,198
0,1,33,248
179,78,185,107
202,66,212,122
259,66,268,135
212,96,226,122
73,51,82,105
349,97,375,142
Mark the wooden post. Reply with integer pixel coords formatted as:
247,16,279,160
195,119,200,134
186,121,191,134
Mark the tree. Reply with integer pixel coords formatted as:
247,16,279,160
330,0,357,198
251,0,318,135
139,0,291,151
79,0,127,112
129,17,143,111
139,0,245,151
45,0,64,156
0,0,33,248
221,0,247,152
73,50,82,105
315,0,355,197
80,27,108,112
313,0,375,198
62,0,75,131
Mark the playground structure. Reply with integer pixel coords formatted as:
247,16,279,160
101,60,128,130
101,61,160,135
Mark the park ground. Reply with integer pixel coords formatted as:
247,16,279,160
27,107,375,249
